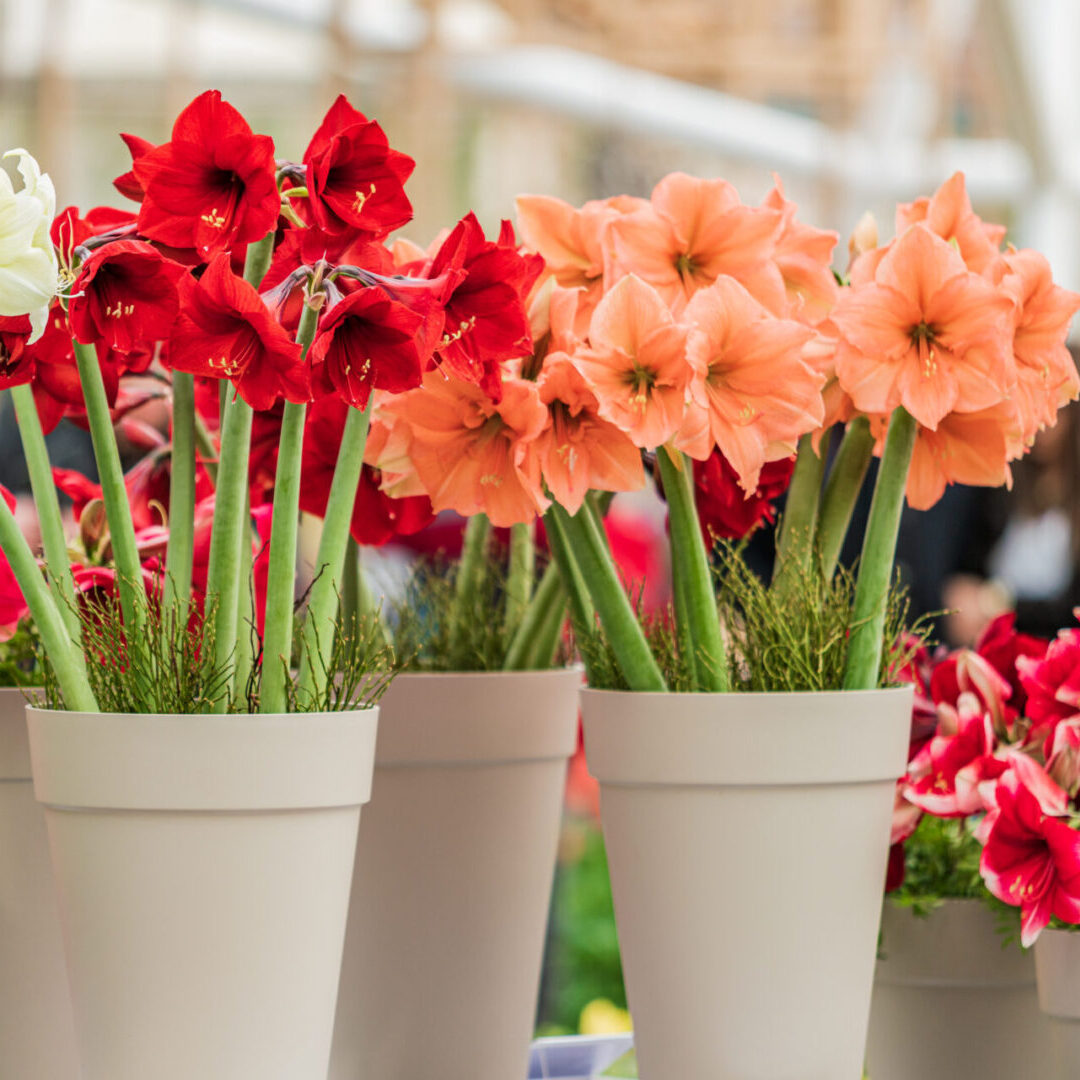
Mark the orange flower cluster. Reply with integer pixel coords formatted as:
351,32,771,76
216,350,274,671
369,171,1080,525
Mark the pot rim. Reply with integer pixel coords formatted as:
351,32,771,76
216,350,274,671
581,685,913,700
27,705,380,812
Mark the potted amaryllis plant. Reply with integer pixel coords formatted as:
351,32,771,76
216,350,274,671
327,218,584,1080
0,87,492,1079
866,615,1057,1080
439,171,1080,1079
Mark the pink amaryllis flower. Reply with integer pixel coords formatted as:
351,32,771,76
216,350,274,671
904,693,1007,817
980,757,1080,946
1017,621,1080,753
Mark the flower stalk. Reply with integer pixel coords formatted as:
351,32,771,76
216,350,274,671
296,398,373,703
163,370,196,615
72,338,144,634
656,446,728,691
773,431,827,586
551,501,666,692
0,494,96,711
503,558,567,671
817,416,875,580
843,407,918,690
260,300,319,713
9,383,80,640
504,520,535,638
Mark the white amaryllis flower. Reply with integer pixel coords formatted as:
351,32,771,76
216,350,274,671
0,149,57,341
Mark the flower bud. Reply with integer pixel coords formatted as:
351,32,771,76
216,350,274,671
848,211,878,260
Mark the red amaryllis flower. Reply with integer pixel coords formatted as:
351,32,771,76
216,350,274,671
300,94,415,239
980,759,1080,945
168,254,308,411
69,240,186,353
112,134,156,202
692,449,794,542
309,287,425,409
299,394,433,545
1017,624,1080,752
930,648,1015,738
976,613,1048,719
132,91,279,258
427,214,544,400
0,315,33,389
904,694,1007,817
51,205,137,268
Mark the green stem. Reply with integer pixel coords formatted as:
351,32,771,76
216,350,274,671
296,400,373,704
163,371,196,615
544,506,595,642
233,499,256,703
525,584,568,669
843,407,917,691
341,534,361,630
503,558,564,670
73,339,143,633
817,416,875,580
504,520,535,637
656,447,727,691
0,495,96,711
194,411,219,488
773,431,828,586
260,301,319,714
344,537,389,653
243,232,275,290
671,543,702,688
551,501,666,692
204,393,253,711
9,384,79,641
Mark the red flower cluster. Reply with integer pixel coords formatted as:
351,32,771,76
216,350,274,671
892,612,1080,944
692,449,795,542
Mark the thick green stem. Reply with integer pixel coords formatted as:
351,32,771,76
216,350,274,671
551,501,667,692
656,447,727,691
671,544,702,687
525,584,568,669
233,500,256,702
503,557,564,670
343,537,390,654
73,339,143,633
204,393,253,710
544,507,595,641
504,520,535,637
243,231,275,289
9,384,79,641
296,400,373,704
0,496,96,710
163,371,196,615
817,416,875,580
773,431,828,586
843,407,917,690
260,302,319,713
193,411,219,487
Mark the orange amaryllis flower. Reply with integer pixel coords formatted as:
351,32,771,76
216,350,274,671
378,370,548,527
761,176,839,325
831,224,1016,430
515,193,646,336
1000,249,1080,440
607,172,784,315
572,274,692,449
896,172,1006,277
675,276,823,492
878,400,1021,510
535,353,645,514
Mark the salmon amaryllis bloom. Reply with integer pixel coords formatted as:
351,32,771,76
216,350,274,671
607,172,785,316
378,370,549,527
832,223,1016,430
676,275,823,492
572,274,692,450
535,353,645,514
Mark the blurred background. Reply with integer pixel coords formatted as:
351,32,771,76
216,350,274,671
3,0,1080,1037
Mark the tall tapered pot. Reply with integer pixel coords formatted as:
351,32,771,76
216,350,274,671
28,706,378,1080
867,898,1053,1079
581,686,912,1080
1036,928,1080,1078
329,668,581,1080
0,690,79,1078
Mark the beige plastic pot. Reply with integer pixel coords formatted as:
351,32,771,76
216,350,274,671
28,705,378,1080
329,668,581,1080
867,898,1053,1079
0,689,79,1078
1036,928,1080,1078
581,686,912,1080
